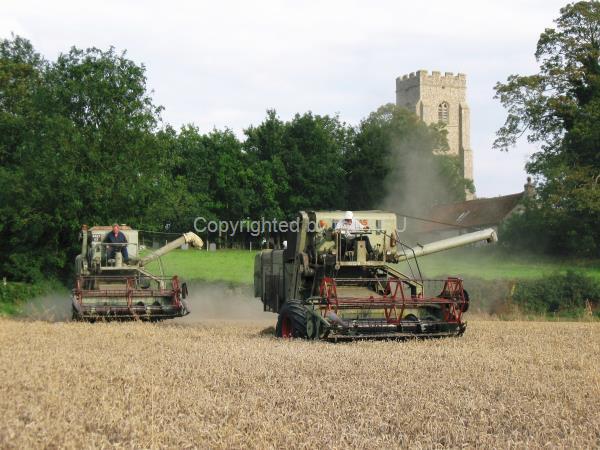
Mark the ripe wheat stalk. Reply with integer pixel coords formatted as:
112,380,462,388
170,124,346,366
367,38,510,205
0,319,598,448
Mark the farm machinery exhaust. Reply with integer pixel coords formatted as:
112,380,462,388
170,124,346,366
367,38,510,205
254,211,497,340
72,225,203,321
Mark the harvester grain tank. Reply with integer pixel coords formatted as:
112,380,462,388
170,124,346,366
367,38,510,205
254,211,497,339
72,225,203,321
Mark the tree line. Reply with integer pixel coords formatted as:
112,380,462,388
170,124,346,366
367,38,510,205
0,36,467,281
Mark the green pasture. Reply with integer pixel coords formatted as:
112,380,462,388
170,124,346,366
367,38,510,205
396,247,600,281
144,247,600,284
144,249,256,285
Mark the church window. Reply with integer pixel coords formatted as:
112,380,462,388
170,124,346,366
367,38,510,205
438,102,449,123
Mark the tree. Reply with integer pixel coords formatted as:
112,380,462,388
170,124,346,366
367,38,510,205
243,110,289,219
244,110,351,218
281,112,350,214
0,36,51,281
346,104,472,214
0,37,167,280
494,1,600,256
202,128,248,220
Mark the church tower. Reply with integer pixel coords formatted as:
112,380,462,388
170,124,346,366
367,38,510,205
395,70,474,195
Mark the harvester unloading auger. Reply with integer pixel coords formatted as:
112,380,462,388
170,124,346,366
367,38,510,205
254,211,497,340
72,225,203,321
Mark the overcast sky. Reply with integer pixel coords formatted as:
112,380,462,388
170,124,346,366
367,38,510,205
2,0,567,197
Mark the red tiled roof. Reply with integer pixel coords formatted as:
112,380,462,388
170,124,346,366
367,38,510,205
416,193,524,233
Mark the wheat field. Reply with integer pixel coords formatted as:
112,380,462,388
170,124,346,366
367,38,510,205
0,318,598,449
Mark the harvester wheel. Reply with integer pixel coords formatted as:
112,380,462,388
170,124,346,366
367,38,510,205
71,306,80,322
403,314,421,333
306,316,317,339
276,300,307,339
306,314,329,340
459,289,470,313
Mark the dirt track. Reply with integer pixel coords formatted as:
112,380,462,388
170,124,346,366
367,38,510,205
0,319,598,448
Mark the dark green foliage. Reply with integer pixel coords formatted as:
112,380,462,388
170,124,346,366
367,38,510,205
244,110,351,218
500,198,599,257
437,273,600,317
495,1,600,256
512,271,600,315
0,282,46,304
0,38,169,281
0,280,59,315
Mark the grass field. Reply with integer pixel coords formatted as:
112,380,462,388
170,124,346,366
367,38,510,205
0,318,598,448
405,247,600,281
145,249,255,284
145,247,600,284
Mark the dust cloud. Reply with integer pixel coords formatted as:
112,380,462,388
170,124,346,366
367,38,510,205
380,131,465,243
14,281,273,326
180,281,273,325
19,291,72,322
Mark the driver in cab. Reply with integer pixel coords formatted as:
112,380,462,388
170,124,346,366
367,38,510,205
104,223,129,262
334,211,374,257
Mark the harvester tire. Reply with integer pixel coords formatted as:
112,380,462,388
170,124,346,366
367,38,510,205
460,289,470,313
276,300,307,339
403,314,421,333
306,315,318,339
71,304,82,322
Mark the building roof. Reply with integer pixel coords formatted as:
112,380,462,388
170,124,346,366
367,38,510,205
416,192,524,233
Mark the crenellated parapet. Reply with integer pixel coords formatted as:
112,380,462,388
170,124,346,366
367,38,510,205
395,70,467,91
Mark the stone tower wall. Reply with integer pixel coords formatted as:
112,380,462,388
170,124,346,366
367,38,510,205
395,70,474,184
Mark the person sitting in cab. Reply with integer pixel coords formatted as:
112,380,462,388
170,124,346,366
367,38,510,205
104,223,129,262
334,211,373,258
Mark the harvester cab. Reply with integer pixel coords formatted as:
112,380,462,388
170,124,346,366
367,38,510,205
72,225,204,321
254,211,497,340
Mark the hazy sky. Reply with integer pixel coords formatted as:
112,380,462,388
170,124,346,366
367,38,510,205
2,0,567,197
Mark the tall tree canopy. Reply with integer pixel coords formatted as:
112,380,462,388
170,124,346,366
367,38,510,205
243,110,351,218
495,1,600,256
0,38,169,280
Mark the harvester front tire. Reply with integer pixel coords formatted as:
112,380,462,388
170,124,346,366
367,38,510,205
460,289,470,313
276,300,307,339
71,305,81,322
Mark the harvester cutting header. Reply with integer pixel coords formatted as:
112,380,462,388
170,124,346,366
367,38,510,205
72,224,203,321
255,210,497,340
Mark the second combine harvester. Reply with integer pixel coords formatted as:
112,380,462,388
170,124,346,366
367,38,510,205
255,211,497,340
72,225,204,321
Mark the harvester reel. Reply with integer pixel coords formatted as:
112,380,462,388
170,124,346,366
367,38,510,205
439,287,470,314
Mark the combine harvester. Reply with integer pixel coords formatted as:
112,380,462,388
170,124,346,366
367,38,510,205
254,211,497,340
72,225,203,321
